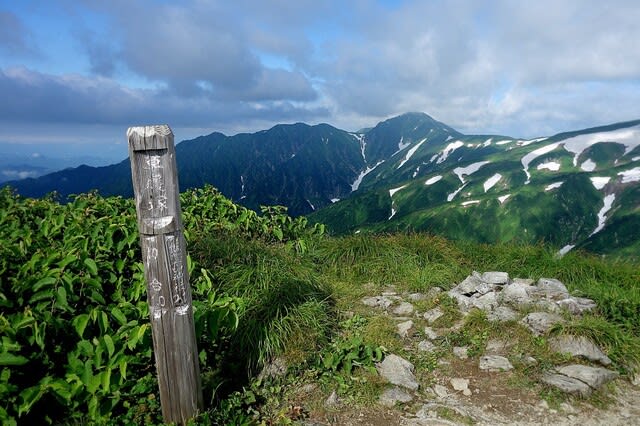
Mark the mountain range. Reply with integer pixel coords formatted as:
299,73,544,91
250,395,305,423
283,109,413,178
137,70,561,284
5,112,640,259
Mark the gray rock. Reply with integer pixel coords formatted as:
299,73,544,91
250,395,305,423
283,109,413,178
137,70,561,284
361,296,381,307
487,306,519,322
324,390,340,407
457,274,485,295
408,292,426,301
549,335,612,366
379,386,413,407
556,297,597,314
532,278,570,300
485,339,508,355
479,355,513,372
450,377,470,392
426,287,443,298
471,291,498,311
534,299,562,313
521,312,564,336
361,295,402,309
424,326,439,340
475,282,497,295
556,364,618,389
393,302,415,316
500,281,533,306
258,357,288,380
447,291,473,312
418,340,436,352
513,278,535,286
433,384,449,398
541,373,592,397
377,354,420,390
481,271,510,285
453,346,469,359
423,307,445,324
397,320,414,338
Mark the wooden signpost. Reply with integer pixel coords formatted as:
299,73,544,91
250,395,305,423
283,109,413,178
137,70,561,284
127,125,203,424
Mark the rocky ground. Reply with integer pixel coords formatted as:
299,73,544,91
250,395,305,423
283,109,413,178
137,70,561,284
300,272,640,425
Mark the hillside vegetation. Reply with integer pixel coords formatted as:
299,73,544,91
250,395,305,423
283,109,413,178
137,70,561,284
1,186,638,424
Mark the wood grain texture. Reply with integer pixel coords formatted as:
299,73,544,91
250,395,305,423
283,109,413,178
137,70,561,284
128,125,203,425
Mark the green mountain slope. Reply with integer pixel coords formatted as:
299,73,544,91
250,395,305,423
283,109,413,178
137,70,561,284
311,119,640,260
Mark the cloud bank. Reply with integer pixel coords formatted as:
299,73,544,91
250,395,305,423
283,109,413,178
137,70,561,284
0,0,639,146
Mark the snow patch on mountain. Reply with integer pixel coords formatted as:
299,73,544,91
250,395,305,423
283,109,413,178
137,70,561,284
307,199,315,211
435,141,465,164
590,177,610,190
562,126,640,166
351,160,384,192
557,245,575,256
618,167,640,183
545,182,564,191
331,198,340,203
454,161,490,183
445,135,454,141
412,166,421,178
387,184,409,220
353,133,366,161
447,183,468,202
537,161,561,171
495,140,512,145
517,137,548,147
633,156,640,161
498,194,511,204
482,138,493,147
580,159,596,171
398,136,411,151
484,173,502,192
521,142,562,184
389,184,408,198
397,138,427,169
590,194,616,236
461,200,480,206
425,175,442,186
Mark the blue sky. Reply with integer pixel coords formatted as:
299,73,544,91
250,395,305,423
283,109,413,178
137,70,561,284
1,0,639,161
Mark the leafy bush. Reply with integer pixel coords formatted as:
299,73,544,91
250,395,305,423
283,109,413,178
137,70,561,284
0,185,323,424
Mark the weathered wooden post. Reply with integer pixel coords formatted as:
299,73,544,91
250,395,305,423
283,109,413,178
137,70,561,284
127,125,203,424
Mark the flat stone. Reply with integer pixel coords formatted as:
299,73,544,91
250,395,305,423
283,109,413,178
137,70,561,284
487,306,519,322
397,320,414,338
423,307,444,324
556,364,618,389
556,297,597,315
450,377,470,392
433,384,449,398
379,386,413,407
377,354,419,390
549,335,612,366
424,326,439,340
541,373,592,397
418,340,436,352
521,312,564,336
457,274,485,295
453,346,469,359
481,271,510,285
479,355,513,372
393,302,415,316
